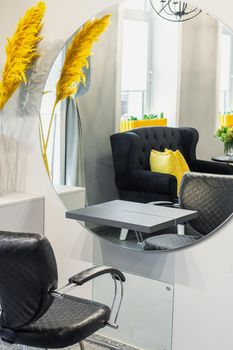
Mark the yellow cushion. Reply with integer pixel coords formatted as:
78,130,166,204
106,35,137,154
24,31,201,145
150,149,190,194
172,149,190,174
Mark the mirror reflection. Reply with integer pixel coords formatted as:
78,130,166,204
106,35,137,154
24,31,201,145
40,0,233,252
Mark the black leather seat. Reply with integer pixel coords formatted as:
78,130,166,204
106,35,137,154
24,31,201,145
13,296,110,349
143,172,233,250
0,232,125,349
110,127,233,203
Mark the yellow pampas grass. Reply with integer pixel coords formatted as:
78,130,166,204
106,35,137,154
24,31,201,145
0,1,46,110
55,14,111,106
43,14,111,173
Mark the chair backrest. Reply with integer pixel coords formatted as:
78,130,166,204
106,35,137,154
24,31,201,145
0,232,58,329
111,127,198,177
179,172,233,235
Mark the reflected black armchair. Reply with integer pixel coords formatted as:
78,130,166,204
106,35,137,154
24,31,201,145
143,172,233,250
110,127,233,203
0,232,125,349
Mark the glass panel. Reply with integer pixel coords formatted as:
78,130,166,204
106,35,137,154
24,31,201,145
93,272,173,350
124,0,147,11
121,20,149,92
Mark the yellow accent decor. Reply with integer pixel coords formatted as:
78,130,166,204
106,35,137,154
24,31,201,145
220,114,233,127
55,15,111,106
0,2,46,110
120,118,167,132
166,149,190,175
150,149,190,194
42,14,111,176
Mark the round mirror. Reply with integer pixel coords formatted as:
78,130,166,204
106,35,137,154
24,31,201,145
40,0,233,252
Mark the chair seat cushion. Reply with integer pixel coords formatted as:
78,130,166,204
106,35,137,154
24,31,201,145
11,295,110,349
143,234,200,250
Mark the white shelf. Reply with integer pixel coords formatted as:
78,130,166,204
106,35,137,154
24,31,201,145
0,191,44,207
0,191,44,234
53,185,86,211
54,184,85,195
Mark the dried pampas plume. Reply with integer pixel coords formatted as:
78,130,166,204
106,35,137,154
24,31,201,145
44,14,111,155
55,14,111,105
0,1,46,110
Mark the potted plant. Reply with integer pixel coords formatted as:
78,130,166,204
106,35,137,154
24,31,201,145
120,112,167,132
216,126,233,156
220,111,233,128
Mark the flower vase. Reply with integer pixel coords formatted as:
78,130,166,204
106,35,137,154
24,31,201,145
224,142,233,156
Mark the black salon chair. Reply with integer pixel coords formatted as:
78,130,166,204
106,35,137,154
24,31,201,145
143,172,233,250
110,127,233,203
0,232,125,349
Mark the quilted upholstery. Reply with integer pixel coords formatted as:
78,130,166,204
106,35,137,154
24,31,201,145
0,232,113,349
111,127,233,203
126,127,197,170
179,172,233,235
10,295,110,349
143,234,199,250
0,232,57,329
143,172,233,251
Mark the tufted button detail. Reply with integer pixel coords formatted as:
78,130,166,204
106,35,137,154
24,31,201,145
128,126,192,170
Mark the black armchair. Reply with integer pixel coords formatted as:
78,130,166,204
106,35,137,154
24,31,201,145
0,232,125,349
143,172,233,250
110,127,233,203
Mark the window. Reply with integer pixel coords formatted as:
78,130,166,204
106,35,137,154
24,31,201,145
121,0,150,119
220,26,233,113
124,0,147,11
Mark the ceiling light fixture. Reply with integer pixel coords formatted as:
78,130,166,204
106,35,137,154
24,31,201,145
149,0,202,22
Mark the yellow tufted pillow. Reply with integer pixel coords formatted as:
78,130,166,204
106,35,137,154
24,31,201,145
172,149,190,175
150,149,190,194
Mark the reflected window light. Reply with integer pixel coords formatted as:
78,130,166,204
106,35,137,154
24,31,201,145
124,0,147,11
122,20,148,91
121,91,146,118
220,34,231,92
121,19,149,118
219,29,233,114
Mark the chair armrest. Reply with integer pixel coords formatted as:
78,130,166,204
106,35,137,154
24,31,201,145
118,169,177,197
51,266,125,329
190,159,233,175
69,266,126,286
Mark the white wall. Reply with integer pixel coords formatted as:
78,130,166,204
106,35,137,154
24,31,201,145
1,1,233,350
79,5,120,205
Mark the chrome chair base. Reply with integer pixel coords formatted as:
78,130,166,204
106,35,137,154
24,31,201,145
86,338,120,350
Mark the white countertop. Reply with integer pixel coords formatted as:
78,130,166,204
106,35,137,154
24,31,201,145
54,184,86,195
0,191,44,207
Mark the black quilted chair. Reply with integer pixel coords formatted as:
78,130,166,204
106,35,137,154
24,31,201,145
110,127,233,203
143,172,233,250
0,232,125,349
